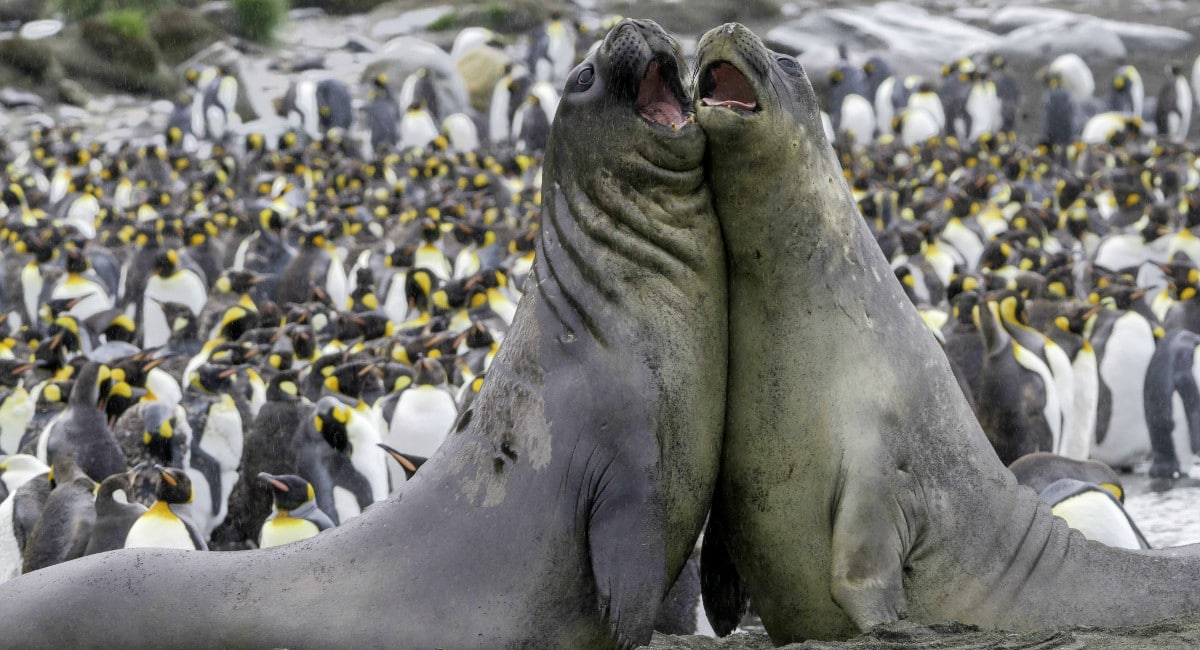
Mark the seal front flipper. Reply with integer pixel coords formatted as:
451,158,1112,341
700,512,747,636
588,458,664,649
830,468,911,630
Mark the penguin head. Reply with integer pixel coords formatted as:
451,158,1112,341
153,249,180,278
313,397,351,453
157,300,199,338
267,370,303,403
140,402,179,466
412,356,449,388
258,472,316,512
153,465,193,504
190,363,240,394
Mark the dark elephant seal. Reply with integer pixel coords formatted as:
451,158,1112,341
0,19,725,650
694,22,1200,644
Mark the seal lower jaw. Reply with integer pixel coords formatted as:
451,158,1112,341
699,62,758,114
636,59,692,129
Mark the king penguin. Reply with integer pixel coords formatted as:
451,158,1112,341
1155,62,1193,144
43,362,127,483
124,464,207,551
0,454,49,583
257,472,334,548
21,457,96,574
382,357,458,488
1037,478,1150,550
84,467,149,556
142,249,208,349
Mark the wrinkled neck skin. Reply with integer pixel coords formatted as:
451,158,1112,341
0,64,725,650
703,69,1200,644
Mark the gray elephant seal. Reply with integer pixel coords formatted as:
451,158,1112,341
0,19,726,650
695,22,1200,644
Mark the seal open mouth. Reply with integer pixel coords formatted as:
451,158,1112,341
700,62,758,112
637,58,691,128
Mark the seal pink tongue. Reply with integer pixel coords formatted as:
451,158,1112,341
702,63,757,110
637,60,687,128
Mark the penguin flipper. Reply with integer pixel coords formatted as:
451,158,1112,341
12,479,50,553
189,446,224,517
186,521,208,551
328,454,374,510
699,513,748,637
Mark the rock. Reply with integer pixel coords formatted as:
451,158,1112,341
290,0,389,17
149,7,223,65
0,0,44,23
287,7,325,21
48,21,178,96
18,19,61,40
974,18,1127,62
196,0,238,35
0,87,42,108
56,78,89,107
456,44,508,114
986,6,1192,54
343,33,378,53
764,2,997,69
178,41,276,121
0,35,58,82
369,5,453,41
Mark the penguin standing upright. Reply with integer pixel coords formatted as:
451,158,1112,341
84,468,149,556
399,101,439,152
1155,62,1193,144
278,224,348,308
1041,72,1079,147
124,465,206,551
1088,290,1158,469
0,361,35,454
382,357,458,488
44,362,126,483
363,74,399,154
1109,65,1145,118
141,250,208,350
0,454,49,582
21,457,96,574
529,11,577,87
973,301,1054,464
257,472,334,548
313,396,388,508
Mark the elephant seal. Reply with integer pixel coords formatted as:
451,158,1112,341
0,19,726,650
694,22,1200,644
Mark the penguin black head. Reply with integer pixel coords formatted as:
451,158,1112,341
258,472,316,512
140,402,179,466
157,301,199,340
125,462,161,507
412,356,449,387
313,397,351,453
267,370,303,403
153,465,193,504
152,249,181,277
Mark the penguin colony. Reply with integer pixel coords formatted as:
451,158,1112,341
0,11,1195,586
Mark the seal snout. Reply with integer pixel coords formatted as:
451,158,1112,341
636,58,691,129
699,62,758,112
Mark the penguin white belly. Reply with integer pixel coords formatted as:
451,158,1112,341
1013,344,1061,452
838,94,875,148
874,77,897,136
0,496,20,584
1043,340,1076,457
0,388,34,454
1170,392,1194,477
332,487,361,523
387,387,458,458
186,466,217,537
124,504,196,550
20,262,43,326
1167,232,1200,267
259,514,320,548
324,250,349,311
488,80,512,145
1091,314,1155,467
382,271,409,324
1063,345,1098,461
1093,234,1150,271
52,277,112,322
146,369,182,409
1051,492,1142,550
414,245,452,281
454,247,480,280
346,413,389,502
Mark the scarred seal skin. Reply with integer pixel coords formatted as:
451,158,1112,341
0,19,726,650
695,22,1200,644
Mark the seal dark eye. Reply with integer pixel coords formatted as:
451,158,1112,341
577,66,595,88
778,57,800,71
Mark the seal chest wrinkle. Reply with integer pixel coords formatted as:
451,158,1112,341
0,19,725,650
695,22,1200,644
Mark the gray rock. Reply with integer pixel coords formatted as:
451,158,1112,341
0,87,42,108
986,6,1191,53
369,5,453,41
55,78,88,107
287,7,325,21
974,18,1127,62
344,33,378,54
0,0,43,23
764,2,997,69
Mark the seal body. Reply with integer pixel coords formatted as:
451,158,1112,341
0,19,725,650
696,23,1200,644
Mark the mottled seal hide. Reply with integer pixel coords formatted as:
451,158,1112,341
695,22,1200,644
0,19,725,650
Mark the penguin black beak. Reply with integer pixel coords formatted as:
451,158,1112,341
258,472,289,492
156,465,177,486
377,443,419,479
